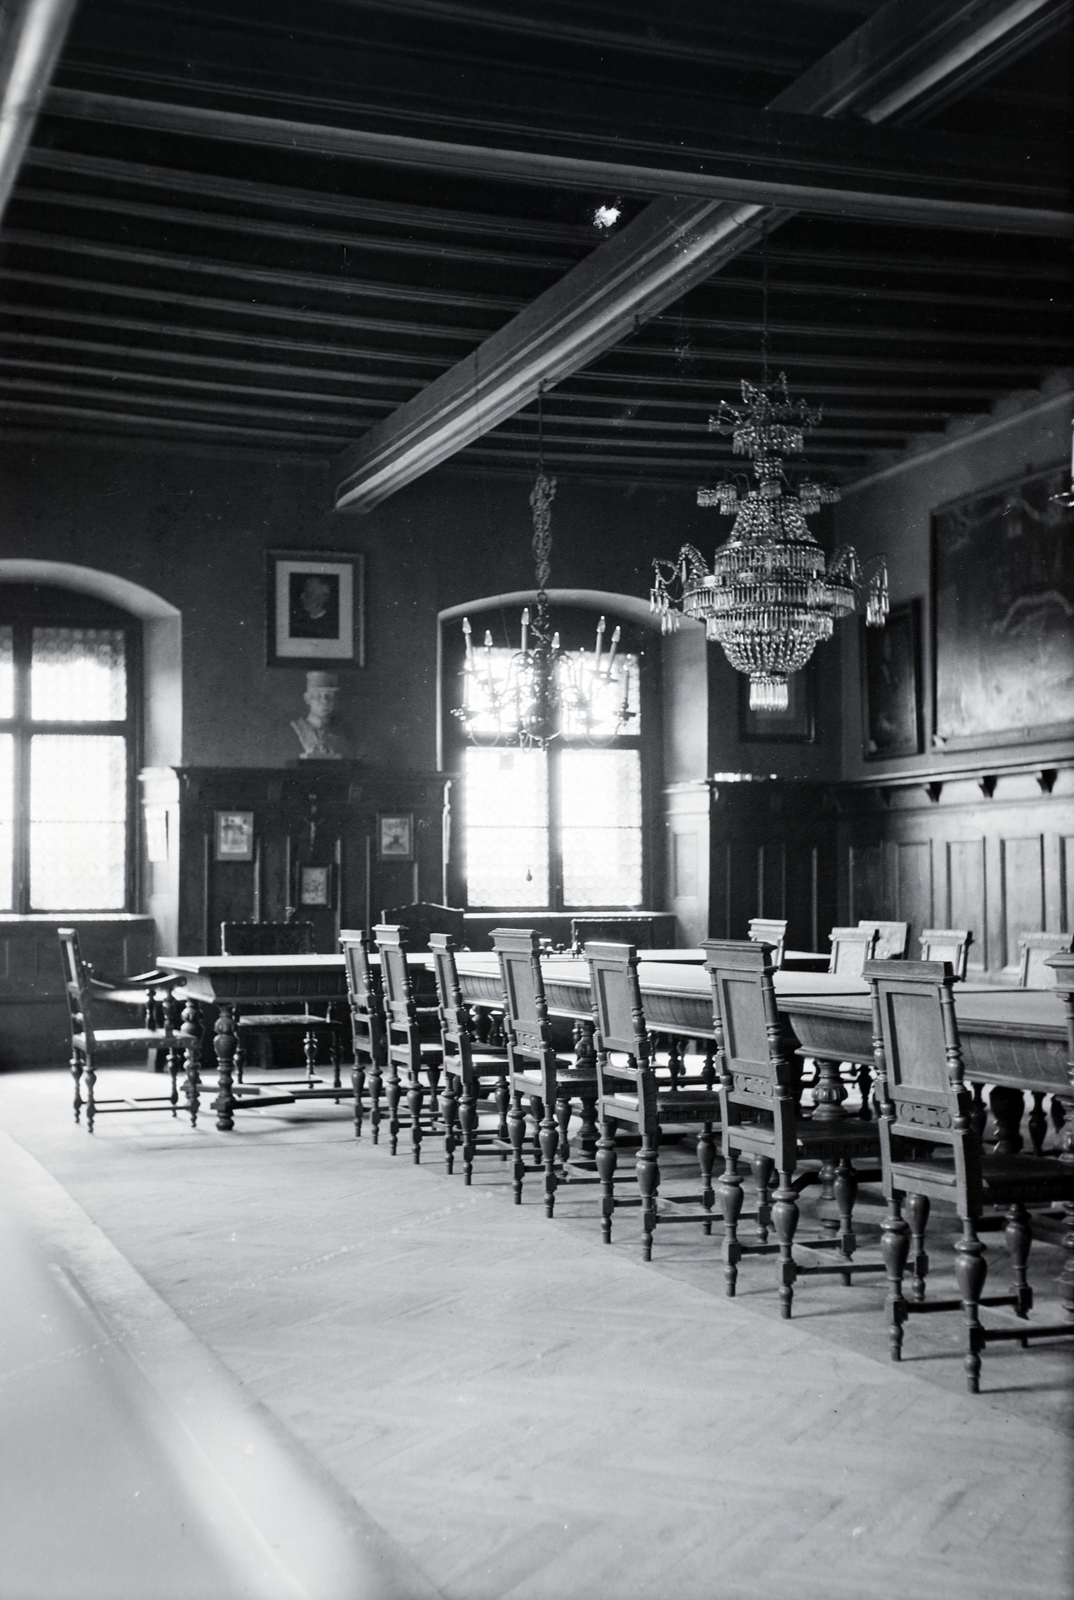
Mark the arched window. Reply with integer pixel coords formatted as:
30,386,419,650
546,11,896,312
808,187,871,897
0,586,139,912
442,603,660,912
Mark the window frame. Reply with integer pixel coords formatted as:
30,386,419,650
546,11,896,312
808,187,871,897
443,606,660,913
0,588,141,915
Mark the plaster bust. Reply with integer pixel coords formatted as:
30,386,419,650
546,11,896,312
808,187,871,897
291,670,345,759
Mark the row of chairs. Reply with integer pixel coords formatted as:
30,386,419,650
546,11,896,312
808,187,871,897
341,925,1072,1395
750,916,1069,986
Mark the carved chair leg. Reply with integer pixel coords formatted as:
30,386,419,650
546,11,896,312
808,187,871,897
386,1066,401,1155
970,1083,988,1139
906,1191,930,1302
459,1080,478,1185
71,1049,82,1124
84,1059,97,1133
719,1153,744,1295
578,1087,598,1158
508,1090,527,1204
556,1093,572,1168
856,1063,873,1121
426,1061,441,1121
331,1019,342,1092
833,1157,859,1283
881,1194,911,1361
1027,1093,1048,1157
530,1095,543,1157
698,1121,716,1234
636,1132,660,1261
234,1029,245,1087
596,1117,618,1243
751,1153,773,1244
1005,1201,1034,1324
540,1099,559,1217
442,1069,459,1174
495,1073,510,1158
303,1025,317,1089
352,1062,365,1138
954,1215,988,1394
408,1075,424,1163
773,1170,799,1319
368,1061,382,1144
181,999,201,1129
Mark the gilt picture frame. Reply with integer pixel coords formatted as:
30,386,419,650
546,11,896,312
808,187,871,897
267,549,365,668
214,810,255,862
378,813,413,860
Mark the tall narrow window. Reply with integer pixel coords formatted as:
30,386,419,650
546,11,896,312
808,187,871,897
0,591,137,913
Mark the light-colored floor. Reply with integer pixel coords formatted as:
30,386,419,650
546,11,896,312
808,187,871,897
1,1068,1071,1600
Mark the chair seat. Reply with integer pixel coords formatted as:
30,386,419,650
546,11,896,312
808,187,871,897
606,1091,721,1118
237,1012,340,1028
72,1028,172,1049
95,986,161,1009
893,1149,1073,1204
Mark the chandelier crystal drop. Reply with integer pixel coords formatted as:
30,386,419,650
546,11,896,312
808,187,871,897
651,371,888,711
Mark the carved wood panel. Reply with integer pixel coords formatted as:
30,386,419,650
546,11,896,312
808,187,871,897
946,837,988,971
1000,834,1046,969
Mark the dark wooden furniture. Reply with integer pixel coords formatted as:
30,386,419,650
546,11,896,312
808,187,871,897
828,927,878,978
429,933,509,1183
1042,953,1074,1325
1019,932,1073,988
748,919,788,966
380,903,464,950
570,916,658,955
587,941,722,1257
866,958,1073,1393
857,920,911,960
374,924,443,1161
339,929,388,1140
156,955,349,1130
702,939,884,1318
491,928,597,1216
918,928,973,980
222,921,344,1089
59,928,192,1132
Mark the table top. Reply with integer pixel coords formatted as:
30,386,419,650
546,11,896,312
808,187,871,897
455,953,869,999
161,955,345,972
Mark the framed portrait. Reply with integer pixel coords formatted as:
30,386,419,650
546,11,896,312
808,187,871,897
738,665,814,743
214,810,254,862
860,599,923,761
932,465,1072,750
267,549,365,668
299,865,332,907
378,813,413,860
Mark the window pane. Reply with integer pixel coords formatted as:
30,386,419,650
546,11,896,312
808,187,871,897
0,734,12,910
0,627,12,718
465,747,549,907
560,748,642,907
30,735,127,910
558,651,640,740
31,627,127,721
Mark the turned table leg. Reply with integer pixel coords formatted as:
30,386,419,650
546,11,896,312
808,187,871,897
213,1003,237,1132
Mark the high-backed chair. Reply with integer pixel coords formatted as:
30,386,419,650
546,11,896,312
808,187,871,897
220,921,344,1089
702,939,884,1317
827,926,878,978
865,958,1072,1393
570,916,656,955
747,918,787,967
918,928,973,980
491,928,597,1215
374,924,443,1160
379,903,464,951
339,929,388,1140
429,933,509,1183
59,928,194,1132
1018,931,1073,988
586,941,723,1257
857,920,911,961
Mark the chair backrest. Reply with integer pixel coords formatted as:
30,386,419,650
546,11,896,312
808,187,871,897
585,942,650,1067
57,927,96,1049
378,903,464,951
490,927,552,1061
373,924,418,1023
339,928,386,1063
1018,931,1073,988
221,920,314,956
827,925,878,978
571,917,655,954
429,932,471,1061
747,918,787,966
856,920,910,960
864,959,974,1183
917,928,973,980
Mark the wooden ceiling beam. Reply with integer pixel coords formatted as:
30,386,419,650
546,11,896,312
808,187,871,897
0,0,79,226
333,0,1070,510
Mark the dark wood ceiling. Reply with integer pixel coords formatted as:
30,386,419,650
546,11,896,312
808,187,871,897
0,0,1070,486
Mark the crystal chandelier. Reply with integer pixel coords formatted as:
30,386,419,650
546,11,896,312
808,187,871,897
651,239,888,712
457,399,634,748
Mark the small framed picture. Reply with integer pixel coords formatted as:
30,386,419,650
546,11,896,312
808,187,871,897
215,810,255,862
861,599,923,761
267,549,365,668
378,813,413,860
300,865,332,906
738,666,815,743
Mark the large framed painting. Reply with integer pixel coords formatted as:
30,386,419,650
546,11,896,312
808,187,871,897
860,599,923,761
932,465,1072,750
267,549,365,668
738,663,815,743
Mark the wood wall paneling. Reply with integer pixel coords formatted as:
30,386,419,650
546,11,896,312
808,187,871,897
946,837,988,971
1000,834,1046,971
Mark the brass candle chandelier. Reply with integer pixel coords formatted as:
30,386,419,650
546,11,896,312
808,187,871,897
651,240,888,711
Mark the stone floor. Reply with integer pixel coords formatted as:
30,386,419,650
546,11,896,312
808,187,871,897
1,1066,1071,1600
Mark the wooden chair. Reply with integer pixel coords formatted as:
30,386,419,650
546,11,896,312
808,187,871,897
918,928,973,980
828,926,879,978
587,941,723,1257
491,928,597,1216
570,916,656,955
220,921,344,1090
856,920,910,960
379,902,464,951
1018,931,1073,988
59,928,194,1132
339,929,388,1140
374,923,443,1161
866,958,1073,1393
748,918,787,967
429,933,509,1183
702,939,885,1317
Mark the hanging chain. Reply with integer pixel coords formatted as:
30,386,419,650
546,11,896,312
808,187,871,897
530,386,556,602
760,224,770,388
